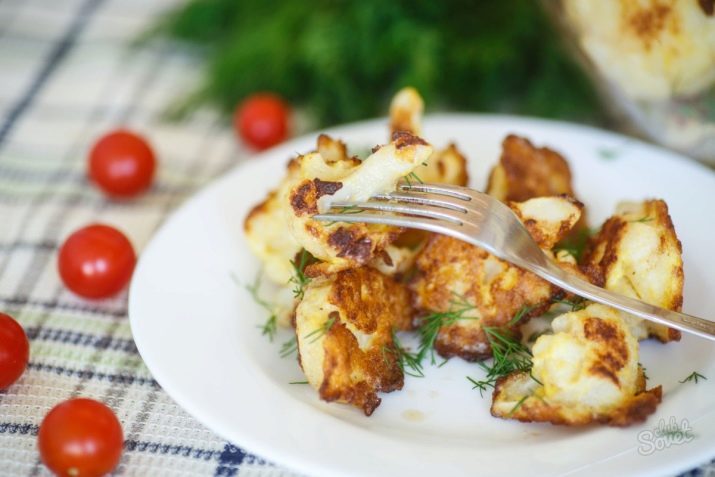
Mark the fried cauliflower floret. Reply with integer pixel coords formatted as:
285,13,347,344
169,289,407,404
295,267,413,415
487,135,575,202
244,134,356,284
410,196,583,361
491,303,662,426
388,87,469,187
286,131,432,277
389,87,424,136
244,158,303,284
563,0,715,100
581,200,683,342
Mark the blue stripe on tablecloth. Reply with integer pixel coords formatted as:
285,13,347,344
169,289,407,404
123,440,221,460
25,327,138,354
27,362,159,388
0,296,127,318
214,444,247,477
0,423,39,435
0,0,105,150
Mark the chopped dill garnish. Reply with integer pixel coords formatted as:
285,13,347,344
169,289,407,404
679,371,706,384
305,314,337,344
403,171,424,187
280,337,298,358
289,381,309,385
507,305,533,326
468,307,536,397
279,313,338,358
236,271,279,342
553,227,595,262
639,363,649,381
630,216,653,223
416,293,479,365
383,330,424,378
507,395,529,417
552,297,586,312
289,249,314,300
325,205,365,226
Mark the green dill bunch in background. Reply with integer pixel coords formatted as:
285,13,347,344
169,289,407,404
154,0,604,127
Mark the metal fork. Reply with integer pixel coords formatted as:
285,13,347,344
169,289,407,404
314,183,715,342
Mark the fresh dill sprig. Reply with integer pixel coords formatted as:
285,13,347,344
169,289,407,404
237,272,279,342
280,337,298,358
289,249,313,300
630,216,653,223
679,371,706,384
279,313,338,359
507,395,529,417
416,293,479,365
325,205,365,226
552,297,586,312
305,314,337,344
468,308,535,397
383,330,424,378
289,380,309,385
639,363,649,381
403,171,424,187
507,305,533,326
553,227,596,262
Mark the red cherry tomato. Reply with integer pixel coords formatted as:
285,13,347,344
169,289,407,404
0,312,29,390
38,398,124,477
58,224,136,299
234,93,290,150
88,129,156,198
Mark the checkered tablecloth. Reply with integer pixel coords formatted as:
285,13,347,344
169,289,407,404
0,1,713,476
0,0,300,475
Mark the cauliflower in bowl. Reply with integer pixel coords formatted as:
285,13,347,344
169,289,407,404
491,303,662,426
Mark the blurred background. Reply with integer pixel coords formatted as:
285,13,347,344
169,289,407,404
151,0,715,163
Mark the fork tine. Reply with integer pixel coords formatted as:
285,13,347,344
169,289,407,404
328,201,464,225
397,182,475,201
370,192,470,214
313,211,466,234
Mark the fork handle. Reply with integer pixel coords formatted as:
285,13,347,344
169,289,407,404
525,258,715,341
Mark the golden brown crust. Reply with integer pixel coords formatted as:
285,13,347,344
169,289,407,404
509,196,584,250
490,369,662,427
410,233,561,361
392,130,429,149
319,321,401,416
317,134,355,163
297,267,413,416
487,135,574,202
329,267,413,332
417,143,469,187
583,317,629,386
625,1,678,50
581,199,683,342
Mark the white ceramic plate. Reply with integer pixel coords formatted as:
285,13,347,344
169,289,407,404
129,115,715,477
